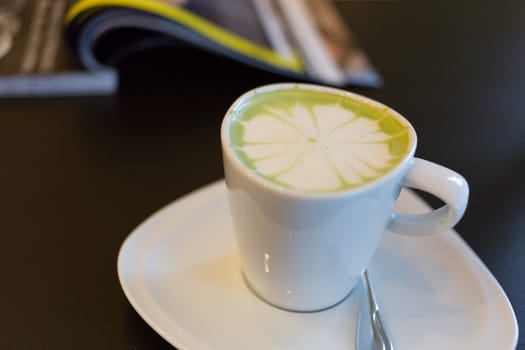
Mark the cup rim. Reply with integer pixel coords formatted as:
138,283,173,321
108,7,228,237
221,82,417,199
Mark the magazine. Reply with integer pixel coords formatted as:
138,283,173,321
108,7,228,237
0,0,381,97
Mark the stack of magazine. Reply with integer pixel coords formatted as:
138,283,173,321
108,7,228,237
0,0,381,97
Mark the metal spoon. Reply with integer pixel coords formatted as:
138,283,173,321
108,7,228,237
355,270,394,350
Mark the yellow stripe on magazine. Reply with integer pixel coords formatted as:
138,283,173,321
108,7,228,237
66,0,303,72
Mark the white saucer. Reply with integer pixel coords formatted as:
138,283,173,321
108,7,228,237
118,180,518,350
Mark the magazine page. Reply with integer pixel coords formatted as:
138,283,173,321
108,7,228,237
0,0,116,97
166,0,301,70
276,0,381,87
66,0,304,74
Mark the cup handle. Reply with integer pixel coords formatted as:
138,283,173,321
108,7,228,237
387,158,469,236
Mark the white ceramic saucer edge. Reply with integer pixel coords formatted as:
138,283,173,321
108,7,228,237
117,181,226,350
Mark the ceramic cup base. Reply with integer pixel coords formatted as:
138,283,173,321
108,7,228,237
242,271,357,313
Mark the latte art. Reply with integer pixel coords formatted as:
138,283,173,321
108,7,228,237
229,88,411,192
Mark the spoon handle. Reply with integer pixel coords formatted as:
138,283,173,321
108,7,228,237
356,270,394,350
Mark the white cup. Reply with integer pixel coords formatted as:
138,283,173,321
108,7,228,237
221,83,469,312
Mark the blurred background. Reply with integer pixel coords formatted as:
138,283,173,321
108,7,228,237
0,1,524,349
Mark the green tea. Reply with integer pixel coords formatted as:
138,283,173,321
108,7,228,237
228,87,411,192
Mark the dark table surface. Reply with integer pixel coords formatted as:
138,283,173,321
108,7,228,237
1,2,523,349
